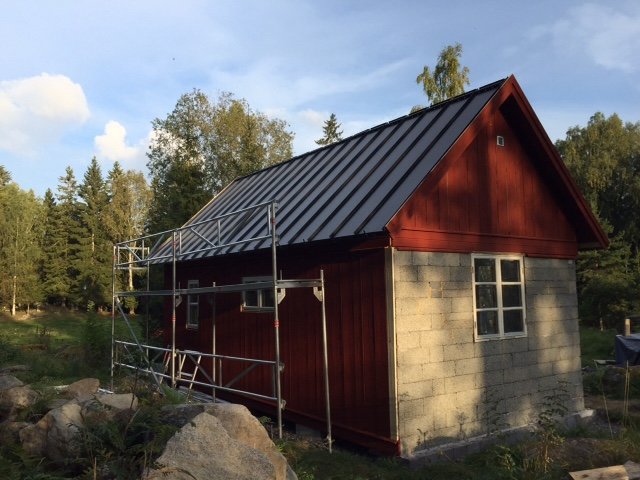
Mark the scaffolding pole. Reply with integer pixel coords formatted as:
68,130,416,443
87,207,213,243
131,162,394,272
319,270,333,452
270,202,284,439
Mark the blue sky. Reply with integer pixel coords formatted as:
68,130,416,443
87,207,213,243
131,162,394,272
1,0,639,196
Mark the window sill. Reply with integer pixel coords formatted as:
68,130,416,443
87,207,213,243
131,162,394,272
475,333,527,342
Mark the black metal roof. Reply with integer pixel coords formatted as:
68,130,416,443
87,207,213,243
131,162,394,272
162,78,507,260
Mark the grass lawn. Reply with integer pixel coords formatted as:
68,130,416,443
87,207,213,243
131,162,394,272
0,308,145,388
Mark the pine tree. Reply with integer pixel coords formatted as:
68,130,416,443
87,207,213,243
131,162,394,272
315,113,343,146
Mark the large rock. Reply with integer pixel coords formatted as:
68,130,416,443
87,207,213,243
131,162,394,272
95,392,138,411
20,402,83,462
64,378,100,399
0,420,30,442
0,374,24,391
205,403,293,480
145,412,277,480
0,384,39,421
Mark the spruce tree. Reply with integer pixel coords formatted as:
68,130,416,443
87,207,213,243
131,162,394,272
41,189,69,305
55,167,83,307
77,157,112,310
315,113,343,146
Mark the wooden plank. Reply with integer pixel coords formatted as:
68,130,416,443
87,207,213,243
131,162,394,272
569,465,628,480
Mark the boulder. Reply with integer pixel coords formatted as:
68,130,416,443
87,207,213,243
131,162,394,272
95,392,138,411
0,420,30,442
20,401,83,462
0,374,24,391
205,403,293,480
145,412,276,480
0,385,39,420
64,378,100,398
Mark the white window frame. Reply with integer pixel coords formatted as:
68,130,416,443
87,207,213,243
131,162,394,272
241,276,275,313
186,279,199,329
472,254,527,341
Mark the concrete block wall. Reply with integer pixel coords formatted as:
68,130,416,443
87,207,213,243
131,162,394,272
393,251,584,455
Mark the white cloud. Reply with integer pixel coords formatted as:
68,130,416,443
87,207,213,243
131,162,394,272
94,120,149,171
544,3,640,72
0,73,90,155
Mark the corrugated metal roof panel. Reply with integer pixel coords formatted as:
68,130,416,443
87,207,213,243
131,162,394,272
156,79,506,260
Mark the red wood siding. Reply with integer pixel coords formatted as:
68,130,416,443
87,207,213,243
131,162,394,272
388,101,579,258
165,243,393,451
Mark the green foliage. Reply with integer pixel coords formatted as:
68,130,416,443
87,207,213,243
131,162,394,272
82,313,113,371
315,113,343,146
557,112,640,327
580,327,617,366
75,406,178,479
76,158,112,310
416,42,470,106
0,182,43,313
576,235,639,327
147,89,293,232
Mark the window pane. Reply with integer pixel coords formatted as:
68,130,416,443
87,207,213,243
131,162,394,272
188,304,199,326
262,288,275,308
477,311,498,335
500,260,520,282
474,258,496,282
502,285,522,307
476,285,497,309
244,290,258,307
504,310,524,333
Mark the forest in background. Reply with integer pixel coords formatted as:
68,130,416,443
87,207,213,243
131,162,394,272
0,87,638,328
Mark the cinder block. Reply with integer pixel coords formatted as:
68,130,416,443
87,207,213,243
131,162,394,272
400,379,434,400
411,251,431,266
448,328,472,345
476,370,504,387
449,266,472,282
397,364,424,384
445,373,475,394
398,397,425,419
398,347,430,367
396,265,419,281
429,345,445,364
418,265,450,282
396,313,431,333
397,331,421,350
450,296,473,313
444,343,475,361
455,358,485,376
395,280,427,299
394,251,414,266
428,253,460,267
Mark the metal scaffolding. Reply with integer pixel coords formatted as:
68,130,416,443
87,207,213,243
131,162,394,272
111,200,332,450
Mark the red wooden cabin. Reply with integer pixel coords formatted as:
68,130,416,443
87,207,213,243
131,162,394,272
160,76,606,456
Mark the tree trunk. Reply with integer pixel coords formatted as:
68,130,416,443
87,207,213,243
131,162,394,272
11,275,16,316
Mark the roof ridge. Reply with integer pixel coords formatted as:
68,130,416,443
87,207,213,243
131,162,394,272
236,77,509,181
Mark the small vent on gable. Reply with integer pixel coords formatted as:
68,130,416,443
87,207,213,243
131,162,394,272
497,135,505,147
